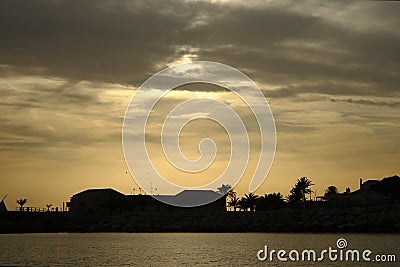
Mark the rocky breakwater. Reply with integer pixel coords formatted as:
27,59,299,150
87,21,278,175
86,205,400,233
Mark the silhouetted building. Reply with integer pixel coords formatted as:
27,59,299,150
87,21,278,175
68,189,124,217
318,179,389,207
351,179,387,206
68,188,226,218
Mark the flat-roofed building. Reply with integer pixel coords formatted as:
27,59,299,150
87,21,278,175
68,188,226,218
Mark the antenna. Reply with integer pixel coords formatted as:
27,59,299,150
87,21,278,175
1,195,7,202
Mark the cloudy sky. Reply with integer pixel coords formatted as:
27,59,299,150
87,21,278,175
0,0,399,208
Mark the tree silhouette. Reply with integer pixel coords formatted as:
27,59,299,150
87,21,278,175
217,184,232,195
227,195,240,211
287,177,314,205
257,193,284,211
238,198,247,211
324,186,338,199
46,204,53,212
227,189,237,200
16,198,27,211
225,189,238,211
241,193,259,212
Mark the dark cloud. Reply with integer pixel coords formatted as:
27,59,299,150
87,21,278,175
263,81,397,99
0,100,40,110
0,0,398,154
0,0,398,100
174,82,228,92
330,98,400,108
197,29,400,98
0,0,193,84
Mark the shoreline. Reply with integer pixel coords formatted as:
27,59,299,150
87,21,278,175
1,205,399,234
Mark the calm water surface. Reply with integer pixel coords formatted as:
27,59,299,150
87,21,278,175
0,233,398,266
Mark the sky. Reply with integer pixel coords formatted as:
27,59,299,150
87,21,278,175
0,0,399,209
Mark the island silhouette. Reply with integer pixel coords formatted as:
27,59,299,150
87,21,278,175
0,175,399,233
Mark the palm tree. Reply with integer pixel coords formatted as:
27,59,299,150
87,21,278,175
217,185,235,210
227,189,237,200
257,193,285,210
324,186,338,200
297,177,314,202
287,177,314,205
241,193,259,212
238,198,248,211
217,184,232,195
287,187,302,204
227,195,240,211
16,198,27,211
324,185,338,195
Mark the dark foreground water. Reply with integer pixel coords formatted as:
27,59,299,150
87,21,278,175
0,233,398,266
